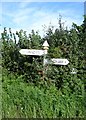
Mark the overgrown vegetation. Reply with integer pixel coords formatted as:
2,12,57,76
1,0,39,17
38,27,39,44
2,71,84,118
1,16,86,118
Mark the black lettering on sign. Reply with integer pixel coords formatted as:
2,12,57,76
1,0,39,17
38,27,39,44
58,61,63,63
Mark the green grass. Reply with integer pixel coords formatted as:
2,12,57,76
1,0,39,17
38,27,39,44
2,73,84,118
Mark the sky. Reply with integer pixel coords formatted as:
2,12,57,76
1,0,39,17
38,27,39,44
84,1,86,14
0,1,85,37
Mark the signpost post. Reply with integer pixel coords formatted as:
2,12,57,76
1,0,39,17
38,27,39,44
42,40,49,80
42,40,49,66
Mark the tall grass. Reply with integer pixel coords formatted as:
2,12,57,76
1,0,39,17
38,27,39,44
2,73,84,118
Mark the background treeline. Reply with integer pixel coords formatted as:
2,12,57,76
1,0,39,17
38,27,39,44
1,16,86,118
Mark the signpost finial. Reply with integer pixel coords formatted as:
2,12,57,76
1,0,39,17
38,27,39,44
42,40,49,50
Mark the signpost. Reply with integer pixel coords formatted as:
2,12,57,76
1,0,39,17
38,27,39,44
44,58,69,65
19,40,69,80
19,41,69,66
19,49,46,56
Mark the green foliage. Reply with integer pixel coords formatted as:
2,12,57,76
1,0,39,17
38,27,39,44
1,16,86,118
49,47,63,58
2,73,84,118
1,28,43,83
1,18,85,84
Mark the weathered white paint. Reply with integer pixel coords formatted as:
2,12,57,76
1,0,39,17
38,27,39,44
19,49,46,56
44,58,69,65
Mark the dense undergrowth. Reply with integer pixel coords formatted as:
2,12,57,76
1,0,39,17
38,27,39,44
2,69,85,118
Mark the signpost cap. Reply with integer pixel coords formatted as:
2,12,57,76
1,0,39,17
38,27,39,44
42,40,49,50
42,40,49,47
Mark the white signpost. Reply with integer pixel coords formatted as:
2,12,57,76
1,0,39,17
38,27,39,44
19,49,46,56
44,58,69,65
19,40,69,80
19,41,69,66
